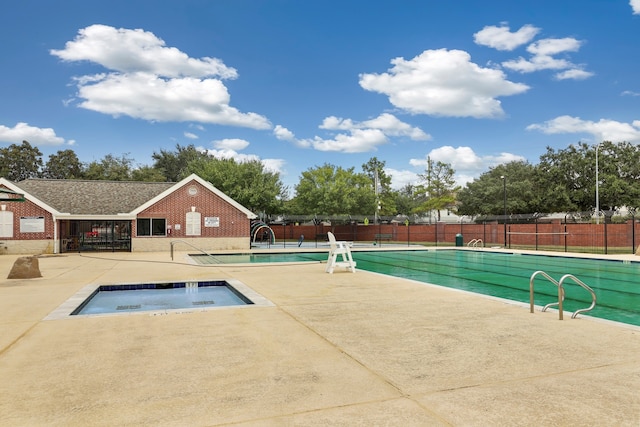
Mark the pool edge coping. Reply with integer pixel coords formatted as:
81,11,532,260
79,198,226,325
43,278,275,320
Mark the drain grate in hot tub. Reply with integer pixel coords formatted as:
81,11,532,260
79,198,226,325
117,304,141,310
192,300,215,306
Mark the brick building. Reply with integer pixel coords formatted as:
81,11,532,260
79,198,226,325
0,174,256,254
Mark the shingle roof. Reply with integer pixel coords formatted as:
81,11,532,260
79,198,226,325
14,179,175,215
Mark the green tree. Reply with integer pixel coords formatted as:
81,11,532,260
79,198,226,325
457,161,538,216
151,144,207,182
535,143,592,212
362,157,397,215
393,184,425,217
592,141,640,211
415,158,459,220
536,141,640,213
131,165,167,182
185,157,286,214
84,154,134,181
0,140,43,181
293,163,376,215
43,149,83,179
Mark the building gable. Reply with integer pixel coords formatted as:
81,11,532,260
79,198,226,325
131,174,256,219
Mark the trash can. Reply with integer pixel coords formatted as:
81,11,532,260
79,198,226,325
455,233,463,247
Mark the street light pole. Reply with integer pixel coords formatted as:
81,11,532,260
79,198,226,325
595,144,600,225
500,175,507,246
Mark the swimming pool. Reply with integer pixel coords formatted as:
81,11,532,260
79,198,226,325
72,280,251,315
45,278,275,319
195,250,640,326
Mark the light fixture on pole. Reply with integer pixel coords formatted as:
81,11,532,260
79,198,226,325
500,175,507,246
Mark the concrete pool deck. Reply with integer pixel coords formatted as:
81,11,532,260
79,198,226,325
0,249,639,426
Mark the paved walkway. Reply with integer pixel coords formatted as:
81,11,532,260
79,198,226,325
0,250,639,426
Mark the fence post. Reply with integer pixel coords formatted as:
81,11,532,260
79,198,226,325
435,223,438,247
633,214,636,254
603,215,608,254
483,221,486,246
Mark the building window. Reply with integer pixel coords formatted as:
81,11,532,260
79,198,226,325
186,211,201,236
137,218,166,236
0,210,13,237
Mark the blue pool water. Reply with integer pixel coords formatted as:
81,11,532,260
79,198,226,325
194,250,640,326
73,280,250,315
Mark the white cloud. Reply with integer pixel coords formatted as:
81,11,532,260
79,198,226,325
184,132,198,139
261,158,286,175
273,125,297,142
213,138,250,150
408,146,525,187
631,0,640,14
276,114,429,153
72,72,270,128
52,25,270,129
320,113,431,140
527,115,640,143
51,24,237,79
203,147,285,175
527,37,582,56
359,49,529,119
0,122,68,146
308,128,388,153
555,69,594,80
385,168,420,190
501,37,591,80
205,148,259,162
502,55,573,73
473,24,540,51
622,90,640,96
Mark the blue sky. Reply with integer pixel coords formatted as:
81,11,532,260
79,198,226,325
1,1,640,192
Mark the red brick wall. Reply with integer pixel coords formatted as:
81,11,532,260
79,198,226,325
0,195,54,241
135,179,250,238
270,221,640,249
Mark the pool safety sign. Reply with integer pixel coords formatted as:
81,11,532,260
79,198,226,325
204,217,220,227
20,216,45,233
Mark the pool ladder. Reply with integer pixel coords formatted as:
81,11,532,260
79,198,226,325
529,270,597,320
467,239,483,248
170,239,218,263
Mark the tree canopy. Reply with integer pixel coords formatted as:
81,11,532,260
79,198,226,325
3,139,640,218
185,156,286,214
362,157,397,215
151,144,207,182
42,149,83,179
291,163,376,216
0,141,43,181
415,158,459,220
456,161,538,216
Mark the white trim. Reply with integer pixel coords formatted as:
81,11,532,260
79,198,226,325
1,178,64,253
0,178,62,215
0,210,13,237
56,214,136,220
130,174,257,219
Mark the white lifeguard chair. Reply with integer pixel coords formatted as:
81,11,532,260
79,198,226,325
325,231,356,273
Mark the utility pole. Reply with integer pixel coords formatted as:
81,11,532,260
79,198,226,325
500,175,507,246
427,156,432,225
374,168,379,225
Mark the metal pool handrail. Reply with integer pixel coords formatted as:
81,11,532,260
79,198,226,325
558,274,597,319
467,239,483,248
530,271,597,320
170,239,217,263
530,270,565,320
